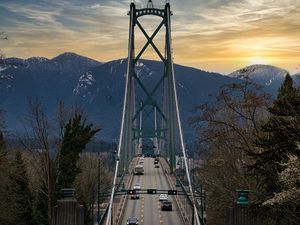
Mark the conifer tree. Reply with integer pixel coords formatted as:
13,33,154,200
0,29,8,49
0,131,13,224
57,114,100,191
10,151,34,225
249,73,300,224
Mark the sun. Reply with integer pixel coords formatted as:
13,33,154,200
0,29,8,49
248,57,268,65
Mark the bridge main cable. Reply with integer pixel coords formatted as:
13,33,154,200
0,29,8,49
105,3,136,225
165,5,202,225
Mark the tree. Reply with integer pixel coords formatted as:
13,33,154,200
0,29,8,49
9,151,34,225
191,78,272,225
0,132,15,224
20,99,101,224
249,74,300,224
263,152,300,206
74,153,112,224
57,114,100,191
20,97,56,225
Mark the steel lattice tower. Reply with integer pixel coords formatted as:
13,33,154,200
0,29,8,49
121,0,177,173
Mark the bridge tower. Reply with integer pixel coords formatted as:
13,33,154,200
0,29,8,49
121,0,178,173
105,2,203,225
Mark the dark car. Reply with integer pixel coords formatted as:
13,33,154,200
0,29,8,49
161,200,172,211
127,217,138,225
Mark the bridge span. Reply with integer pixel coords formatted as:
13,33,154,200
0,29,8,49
121,157,183,225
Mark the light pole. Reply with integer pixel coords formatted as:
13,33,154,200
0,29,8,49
97,151,100,224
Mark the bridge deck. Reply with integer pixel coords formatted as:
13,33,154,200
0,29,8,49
120,157,183,225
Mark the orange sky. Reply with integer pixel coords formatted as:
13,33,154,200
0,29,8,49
0,0,299,74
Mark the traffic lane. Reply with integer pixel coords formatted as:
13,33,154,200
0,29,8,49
143,157,161,225
144,157,183,225
120,157,183,225
120,170,142,225
156,160,183,225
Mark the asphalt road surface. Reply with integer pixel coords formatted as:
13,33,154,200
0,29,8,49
121,157,183,225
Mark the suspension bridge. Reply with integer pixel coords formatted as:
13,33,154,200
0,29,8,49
102,1,206,225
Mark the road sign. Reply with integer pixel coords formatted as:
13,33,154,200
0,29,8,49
237,190,249,205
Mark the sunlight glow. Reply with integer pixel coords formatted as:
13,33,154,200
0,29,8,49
248,57,268,65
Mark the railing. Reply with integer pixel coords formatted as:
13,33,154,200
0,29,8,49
99,205,110,225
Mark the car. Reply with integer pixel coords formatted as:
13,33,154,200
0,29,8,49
130,194,140,200
159,194,168,201
161,200,172,211
127,217,138,225
154,160,158,164
155,164,159,168
133,184,141,190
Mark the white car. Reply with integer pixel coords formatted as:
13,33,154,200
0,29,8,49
133,184,141,190
159,194,168,201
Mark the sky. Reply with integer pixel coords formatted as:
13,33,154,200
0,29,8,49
0,0,299,74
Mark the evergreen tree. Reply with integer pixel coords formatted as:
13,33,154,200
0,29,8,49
249,73,300,224
9,151,34,225
0,131,13,224
33,184,49,225
57,114,100,191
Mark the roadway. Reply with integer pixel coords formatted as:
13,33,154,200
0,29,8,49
121,157,183,225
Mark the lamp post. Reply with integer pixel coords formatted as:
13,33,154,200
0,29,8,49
97,151,100,224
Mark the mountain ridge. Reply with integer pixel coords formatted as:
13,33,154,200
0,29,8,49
0,53,298,141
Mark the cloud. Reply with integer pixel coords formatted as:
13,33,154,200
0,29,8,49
0,0,299,73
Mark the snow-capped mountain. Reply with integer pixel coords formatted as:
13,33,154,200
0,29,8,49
293,73,300,86
0,53,295,140
0,55,236,140
229,64,288,86
69,58,237,139
3,52,102,75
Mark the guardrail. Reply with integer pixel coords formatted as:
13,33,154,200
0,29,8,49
99,205,109,225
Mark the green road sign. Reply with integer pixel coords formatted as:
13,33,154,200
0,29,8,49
237,189,249,205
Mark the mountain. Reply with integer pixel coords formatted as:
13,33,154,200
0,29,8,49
229,64,288,86
1,53,296,141
0,52,102,133
229,64,300,94
0,54,237,141
73,59,239,140
293,73,300,85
